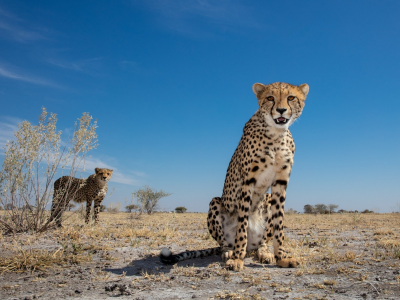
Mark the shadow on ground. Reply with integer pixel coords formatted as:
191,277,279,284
106,254,280,277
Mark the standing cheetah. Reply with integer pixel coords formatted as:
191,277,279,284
50,168,113,227
160,82,309,271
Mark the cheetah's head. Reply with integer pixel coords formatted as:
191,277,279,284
252,82,309,129
94,168,113,183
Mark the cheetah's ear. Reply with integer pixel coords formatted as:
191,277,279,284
95,168,100,174
109,169,113,173
299,84,309,97
252,83,265,96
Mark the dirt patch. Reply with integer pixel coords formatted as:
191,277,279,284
1,212,399,299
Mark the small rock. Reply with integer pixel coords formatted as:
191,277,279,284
105,283,131,295
118,284,132,295
105,284,118,292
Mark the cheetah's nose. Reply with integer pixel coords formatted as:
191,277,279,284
276,108,287,115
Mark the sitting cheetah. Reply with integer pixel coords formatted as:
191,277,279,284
160,82,309,271
50,168,113,227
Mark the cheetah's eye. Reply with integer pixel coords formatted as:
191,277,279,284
287,96,295,101
266,96,274,101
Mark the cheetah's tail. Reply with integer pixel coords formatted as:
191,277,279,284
160,247,221,265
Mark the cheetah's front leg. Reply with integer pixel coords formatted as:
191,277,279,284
93,197,104,225
85,200,92,224
270,178,299,268
226,185,251,271
257,194,275,264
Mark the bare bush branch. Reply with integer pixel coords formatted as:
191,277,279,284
0,108,98,234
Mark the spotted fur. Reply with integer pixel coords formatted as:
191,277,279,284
160,82,309,271
50,168,113,227
160,247,220,265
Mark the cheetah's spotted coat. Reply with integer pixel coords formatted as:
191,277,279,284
161,82,309,271
50,168,113,227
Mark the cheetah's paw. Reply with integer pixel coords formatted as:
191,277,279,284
257,248,274,264
276,257,299,268
226,258,244,271
221,250,233,261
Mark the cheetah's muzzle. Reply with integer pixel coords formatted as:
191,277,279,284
274,117,288,125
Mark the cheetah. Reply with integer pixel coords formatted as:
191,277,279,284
160,82,309,271
50,168,113,227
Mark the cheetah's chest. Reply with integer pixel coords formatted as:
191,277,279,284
223,210,265,252
254,143,292,193
95,188,107,199
85,186,107,199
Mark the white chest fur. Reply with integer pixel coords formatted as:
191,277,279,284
254,166,275,195
96,187,107,198
223,210,266,252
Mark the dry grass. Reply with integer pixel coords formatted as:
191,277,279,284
0,246,92,273
1,211,400,299
1,212,399,274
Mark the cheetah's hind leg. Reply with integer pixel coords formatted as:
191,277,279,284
207,197,233,262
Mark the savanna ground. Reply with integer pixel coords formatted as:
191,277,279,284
1,211,399,300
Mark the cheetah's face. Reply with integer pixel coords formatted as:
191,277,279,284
252,82,309,129
94,168,113,182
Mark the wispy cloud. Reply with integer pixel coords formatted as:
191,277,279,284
0,21,46,43
82,157,144,186
46,57,104,74
0,64,60,87
59,157,144,186
132,0,260,36
0,116,20,150
0,6,48,43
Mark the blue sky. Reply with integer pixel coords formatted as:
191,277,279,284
1,0,399,213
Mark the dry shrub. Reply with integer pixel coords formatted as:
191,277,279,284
107,203,121,213
133,185,171,215
0,108,98,234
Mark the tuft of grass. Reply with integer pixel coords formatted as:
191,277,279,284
323,279,336,285
374,228,395,235
0,246,91,273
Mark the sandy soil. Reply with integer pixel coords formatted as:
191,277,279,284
1,212,399,300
